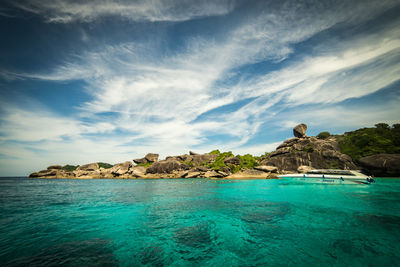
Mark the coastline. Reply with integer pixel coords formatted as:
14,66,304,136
28,124,400,179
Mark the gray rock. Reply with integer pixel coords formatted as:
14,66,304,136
76,163,99,171
132,166,147,178
297,165,314,173
185,171,201,178
195,166,209,172
191,153,217,165
111,161,132,176
204,170,223,178
146,160,190,174
189,151,199,155
261,134,357,172
217,171,229,177
358,154,400,177
145,153,159,163
254,165,278,173
223,156,240,165
293,123,307,138
269,147,291,158
133,157,148,164
177,154,193,162
47,165,62,170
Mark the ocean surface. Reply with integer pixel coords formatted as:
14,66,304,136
1,178,400,266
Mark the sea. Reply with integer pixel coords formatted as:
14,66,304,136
0,177,399,266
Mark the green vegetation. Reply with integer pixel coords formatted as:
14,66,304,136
317,131,331,139
303,145,315,153
62,165,78,171
207,151,234,171
237,154,258,170
182,161,194,168
204,150,259,173
136,162,153,168
97,162,113,169
329,161,340,169
337,123,400,160
254,152,271,161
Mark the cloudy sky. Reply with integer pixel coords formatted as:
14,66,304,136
0,0,399,176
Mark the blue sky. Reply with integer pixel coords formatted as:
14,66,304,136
0,0,399,176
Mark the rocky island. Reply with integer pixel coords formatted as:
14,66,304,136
29,123,400,179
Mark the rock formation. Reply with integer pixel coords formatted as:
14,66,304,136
358,154,400,177
133,153,159,164
77,163,99,171
146,160,190,174
293,123,307,138
29,123,398,179
260,124,357,172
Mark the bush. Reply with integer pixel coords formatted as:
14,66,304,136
303,145,314,153
204,150,260,173
207,150,234,171
62,165,78,171
317,131,331,139
209,149,221,155
237,154,258,170
98,162,113,169
136,162,153,167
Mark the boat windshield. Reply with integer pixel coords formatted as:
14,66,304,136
306,170,355,176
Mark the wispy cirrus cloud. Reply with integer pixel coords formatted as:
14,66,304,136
1,0,400,176
9,0,235,23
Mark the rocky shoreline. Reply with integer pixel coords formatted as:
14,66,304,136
29,124,400,179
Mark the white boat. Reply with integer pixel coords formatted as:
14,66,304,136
278,169,375,184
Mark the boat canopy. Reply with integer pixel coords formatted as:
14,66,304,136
306,170,356,176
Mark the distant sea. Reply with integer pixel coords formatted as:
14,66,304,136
1,177,399,266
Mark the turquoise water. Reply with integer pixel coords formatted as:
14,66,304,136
1,178,400,266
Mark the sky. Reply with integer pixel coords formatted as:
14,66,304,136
0,0,399,176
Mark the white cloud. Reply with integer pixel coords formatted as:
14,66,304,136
11,0,235,23
1,0,400,176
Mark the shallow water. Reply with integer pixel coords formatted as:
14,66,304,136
1,178,399,266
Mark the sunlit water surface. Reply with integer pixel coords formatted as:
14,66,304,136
1,178,399,266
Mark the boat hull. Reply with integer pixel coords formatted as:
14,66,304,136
280,177,371,184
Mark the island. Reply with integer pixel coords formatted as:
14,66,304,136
29,123,400,179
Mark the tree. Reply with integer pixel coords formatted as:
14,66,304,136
392,123,400,130
375,123,389,129
317,131,331,139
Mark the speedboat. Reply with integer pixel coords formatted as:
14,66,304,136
278,169,375,184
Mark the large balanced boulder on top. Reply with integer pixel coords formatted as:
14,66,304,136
358,154,400,177
293,123,307,138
